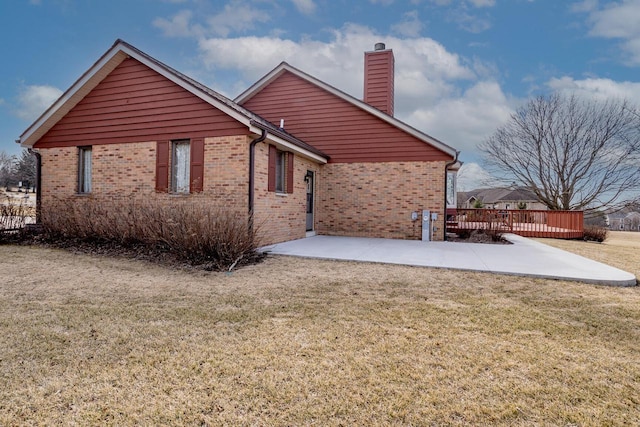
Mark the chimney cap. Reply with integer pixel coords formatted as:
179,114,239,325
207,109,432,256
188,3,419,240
374,42,386,51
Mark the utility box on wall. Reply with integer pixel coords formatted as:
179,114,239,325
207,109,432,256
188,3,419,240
422,209,431,241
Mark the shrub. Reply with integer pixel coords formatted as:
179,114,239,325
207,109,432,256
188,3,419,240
0,196,34,243
455,228,505,243
583,225,608,243
40,196,263,271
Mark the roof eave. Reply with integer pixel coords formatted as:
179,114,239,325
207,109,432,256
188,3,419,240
249,122,328,164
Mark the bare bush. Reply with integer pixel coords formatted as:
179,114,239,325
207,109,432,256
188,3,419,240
40,196,263,270
583,225,609,243
0,196,33,242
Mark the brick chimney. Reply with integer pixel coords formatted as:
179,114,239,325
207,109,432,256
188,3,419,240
363,42,395,116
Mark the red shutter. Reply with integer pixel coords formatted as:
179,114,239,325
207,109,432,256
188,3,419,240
156,140,170,192
190,137,205,193
286,152,294,194
268,145,277,192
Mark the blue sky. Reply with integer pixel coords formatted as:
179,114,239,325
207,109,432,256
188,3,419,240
2,0,640,188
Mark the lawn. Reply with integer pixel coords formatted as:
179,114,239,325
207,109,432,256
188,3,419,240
0,233,639,425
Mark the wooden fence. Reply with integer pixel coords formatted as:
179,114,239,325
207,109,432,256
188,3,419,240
446,209,584,239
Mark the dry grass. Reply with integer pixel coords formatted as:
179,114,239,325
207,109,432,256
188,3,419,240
536,231,640,279
1,238,639,426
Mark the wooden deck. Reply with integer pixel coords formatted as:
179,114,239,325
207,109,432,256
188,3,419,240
447,209,584,239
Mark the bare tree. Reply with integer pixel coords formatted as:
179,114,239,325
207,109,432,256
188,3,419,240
480,93,640,211
12,149,37,188
0,151,16,188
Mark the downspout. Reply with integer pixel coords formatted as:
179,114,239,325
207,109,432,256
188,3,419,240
27,148,42,224
248,129,267,232
443,150,460,241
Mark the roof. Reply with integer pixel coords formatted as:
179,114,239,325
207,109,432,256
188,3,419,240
607,211,640,220
18,39,328,163
460,187,541,204
235,62,459,159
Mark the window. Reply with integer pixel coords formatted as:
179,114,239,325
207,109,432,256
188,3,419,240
268,145,294,194
275,150,286,193
78,146,92,193
171,140,190,193
155,138,204,194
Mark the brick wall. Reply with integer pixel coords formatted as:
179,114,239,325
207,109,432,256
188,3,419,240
203,135,250,208
253,142,320,245
37,139,446,244
38,136,251,210
317,161,447,241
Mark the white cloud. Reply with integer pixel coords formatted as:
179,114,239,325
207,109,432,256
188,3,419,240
457,162,500,191
451,11,492,33
153,10,203,38
154,1,271,39
15,85,63,121
570,0,598,13
429,0,495,8
291,0,316,15
406,80,514,154
199,24,475,102
467,0,495,7
578,0,640,65
391,10,424,37
206,1,271,37
197,24,513,156
547,76,640,103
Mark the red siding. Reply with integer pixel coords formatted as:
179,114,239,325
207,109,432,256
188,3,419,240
241,71,451,163
364,50,394,116
35,58,247,148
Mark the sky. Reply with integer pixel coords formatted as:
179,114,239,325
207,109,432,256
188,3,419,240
2,0,640,189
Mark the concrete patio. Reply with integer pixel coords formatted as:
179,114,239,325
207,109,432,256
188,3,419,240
261,234,637,286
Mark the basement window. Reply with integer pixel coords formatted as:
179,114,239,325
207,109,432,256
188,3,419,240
171,140,190,194
78,146,92,194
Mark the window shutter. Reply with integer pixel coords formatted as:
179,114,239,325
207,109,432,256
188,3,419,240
156,140,170,192
268,145,277,192
190,137,205,193
286,152,294,194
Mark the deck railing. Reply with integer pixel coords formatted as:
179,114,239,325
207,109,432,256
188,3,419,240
446,208,584,239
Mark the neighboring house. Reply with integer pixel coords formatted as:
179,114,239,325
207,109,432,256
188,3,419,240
606,211,640,231
17,39,460,245
458,187,547,210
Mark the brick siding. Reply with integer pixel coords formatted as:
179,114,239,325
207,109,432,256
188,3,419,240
253,142,320,245
37,139,446,244
317,161,447,241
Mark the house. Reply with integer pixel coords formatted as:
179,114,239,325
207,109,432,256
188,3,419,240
17,39,460,245
606,211,640,231
458,187,547,210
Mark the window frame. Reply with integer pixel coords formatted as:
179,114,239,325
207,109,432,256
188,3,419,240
78,146,92,194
